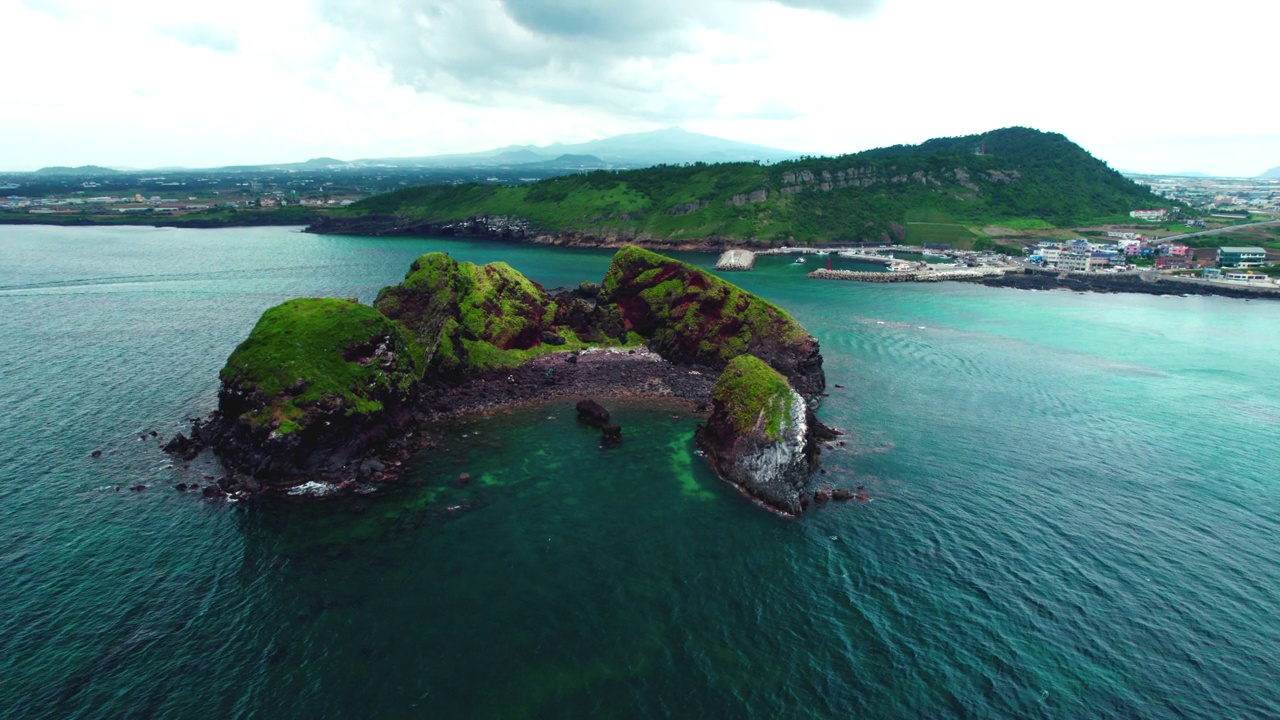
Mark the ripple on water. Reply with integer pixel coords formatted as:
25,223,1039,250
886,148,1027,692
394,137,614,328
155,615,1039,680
1,226,1280,719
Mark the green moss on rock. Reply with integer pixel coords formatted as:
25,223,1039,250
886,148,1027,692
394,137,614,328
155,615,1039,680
376,252,563,375
598,245,824,399
711,354,794,441
219,298,424,432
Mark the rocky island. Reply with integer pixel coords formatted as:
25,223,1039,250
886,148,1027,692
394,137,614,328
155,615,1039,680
173,246,831,516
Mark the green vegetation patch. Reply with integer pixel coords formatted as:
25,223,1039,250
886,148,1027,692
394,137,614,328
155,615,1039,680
376,252,568,374
600,246,809,369
988,218,1058,231
905,222,981,248
220,298,424,432
712,354,795,442
375,252,466,362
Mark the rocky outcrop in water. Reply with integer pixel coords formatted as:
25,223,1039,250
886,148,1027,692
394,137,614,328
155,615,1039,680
599,246,825,402
695,354,817,516
177,246,828,513
203,298,425,480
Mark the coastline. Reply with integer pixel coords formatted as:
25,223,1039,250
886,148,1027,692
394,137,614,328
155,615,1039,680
10,217,1274,302
0,212,324,229
304,213,772,252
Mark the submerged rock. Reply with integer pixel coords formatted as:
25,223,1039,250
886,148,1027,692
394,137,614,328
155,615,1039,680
575,399,611,428
577,400,622,446
601,422,623,447
696,354,817,516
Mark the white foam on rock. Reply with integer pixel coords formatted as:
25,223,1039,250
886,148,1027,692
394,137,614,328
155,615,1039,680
287,481,336,496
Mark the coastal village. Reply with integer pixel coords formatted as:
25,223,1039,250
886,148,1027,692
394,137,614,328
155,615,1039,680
712,201,1280,296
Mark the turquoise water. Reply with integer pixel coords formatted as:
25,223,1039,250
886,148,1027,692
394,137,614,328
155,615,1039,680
2,225,1278,719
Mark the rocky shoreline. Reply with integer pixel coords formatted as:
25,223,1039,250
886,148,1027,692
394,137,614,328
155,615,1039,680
173,348,717,500
305,213,784,252
416,347,716,421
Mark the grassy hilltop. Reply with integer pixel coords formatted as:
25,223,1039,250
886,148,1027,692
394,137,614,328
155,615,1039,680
340,127,1170,246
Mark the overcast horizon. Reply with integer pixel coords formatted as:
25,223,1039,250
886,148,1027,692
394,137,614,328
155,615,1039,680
3,0,1278,177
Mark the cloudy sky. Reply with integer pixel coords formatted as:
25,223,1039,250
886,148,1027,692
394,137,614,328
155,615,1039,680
3,0,1277,175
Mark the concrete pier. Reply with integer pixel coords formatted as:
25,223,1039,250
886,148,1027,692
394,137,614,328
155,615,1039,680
808,267,1009,283
714,249,756,271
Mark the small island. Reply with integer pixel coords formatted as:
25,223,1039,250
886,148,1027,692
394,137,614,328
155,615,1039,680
172,246,833,516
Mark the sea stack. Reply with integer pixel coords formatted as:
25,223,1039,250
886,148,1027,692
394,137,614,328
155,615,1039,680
210,297,425,479
696,354,817,516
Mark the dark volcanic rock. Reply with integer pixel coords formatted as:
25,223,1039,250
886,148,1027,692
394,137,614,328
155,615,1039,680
601,422,623,447
578,399,622,446
162,433,202,461
575,399,611,428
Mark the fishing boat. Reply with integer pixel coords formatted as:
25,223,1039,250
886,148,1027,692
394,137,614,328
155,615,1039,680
793,257,806,265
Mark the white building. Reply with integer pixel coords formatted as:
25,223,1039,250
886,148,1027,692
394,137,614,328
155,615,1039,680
1223,271,1274,285
1039,247,1064,264
1058,252,1094,272
1129,209,1168,221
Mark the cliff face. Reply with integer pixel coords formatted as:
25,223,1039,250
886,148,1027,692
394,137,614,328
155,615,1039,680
598,246,825,402
695,354,815,516
214,298,424,479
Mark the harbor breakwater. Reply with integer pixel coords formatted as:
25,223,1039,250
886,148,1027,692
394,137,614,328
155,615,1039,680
808,267,1008,283
714,249,756,271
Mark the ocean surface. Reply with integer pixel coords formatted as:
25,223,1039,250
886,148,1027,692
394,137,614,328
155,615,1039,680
2,225,1278,719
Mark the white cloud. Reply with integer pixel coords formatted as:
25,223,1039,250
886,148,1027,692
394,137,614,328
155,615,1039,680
1,0,1277,174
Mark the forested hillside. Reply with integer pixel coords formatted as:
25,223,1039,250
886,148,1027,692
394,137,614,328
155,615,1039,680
340,127,1170,245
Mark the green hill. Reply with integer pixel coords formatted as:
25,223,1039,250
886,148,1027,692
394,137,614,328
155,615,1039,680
340,127,1170,245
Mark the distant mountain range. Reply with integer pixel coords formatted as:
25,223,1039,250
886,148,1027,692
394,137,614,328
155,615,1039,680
363,128,800,169
1122,169,1274,180
26,128,800,175
33,165,120,175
